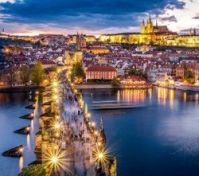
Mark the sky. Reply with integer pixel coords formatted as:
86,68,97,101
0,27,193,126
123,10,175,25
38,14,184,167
0,0,199,35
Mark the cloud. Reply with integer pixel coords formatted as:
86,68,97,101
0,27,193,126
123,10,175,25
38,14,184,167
0,0,193,34
193,14,199,19
160,15,177,22
158,0,199,32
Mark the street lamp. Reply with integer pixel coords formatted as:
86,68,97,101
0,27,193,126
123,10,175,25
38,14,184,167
93,147,108,167
44,148,71,175
54,122,61,130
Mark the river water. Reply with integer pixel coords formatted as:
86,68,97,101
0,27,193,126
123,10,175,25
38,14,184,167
0,92,39,176
1,88,199,176
83,87,199,176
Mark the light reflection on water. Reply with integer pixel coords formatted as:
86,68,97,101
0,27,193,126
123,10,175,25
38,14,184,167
83,87,199,176
19,157,24,172
117,89,147,103
0,92,39,176
27,134,31,151
1,88,199,176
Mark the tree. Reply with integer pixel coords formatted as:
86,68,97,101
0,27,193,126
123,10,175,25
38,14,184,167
18,164,48,176
111,78,121,88
184,69,195,84
7,67,16,87
128,69,143,76
31,62,45,86
71,62,85,83
20,65,31,85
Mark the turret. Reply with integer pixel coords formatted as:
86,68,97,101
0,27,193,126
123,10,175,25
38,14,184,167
193,28,197,35
155,16,158,27
141,20,146,34
147,15,154,34
76,32,81,51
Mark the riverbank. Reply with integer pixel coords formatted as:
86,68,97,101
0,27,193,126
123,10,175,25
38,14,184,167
0,85,43,93
77,83,152,90
154,83,199,92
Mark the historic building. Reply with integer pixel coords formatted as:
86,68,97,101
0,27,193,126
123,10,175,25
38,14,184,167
86,65,117,81
175,65,185,79
98,17,199,47
64,33,83,69
141,17,175,35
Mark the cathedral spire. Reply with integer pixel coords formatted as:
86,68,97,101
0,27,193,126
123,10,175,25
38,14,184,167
156,15,158,27
76,32,81,51
149,15,152,23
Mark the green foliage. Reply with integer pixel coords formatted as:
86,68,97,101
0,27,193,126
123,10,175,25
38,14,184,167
71,62,85,82
31,62,45,85
184,69,195,84
111,78,121,88
18,164,48,176
20,65,31,85
128,69,144,76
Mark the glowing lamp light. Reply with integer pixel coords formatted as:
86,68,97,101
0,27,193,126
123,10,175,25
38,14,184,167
26,127,30,132
19,147,24,153
55,115,60,120
52,81,58,88
97,142,102,147
54,122,61,129
51,156,58,164
98,152,104,160
53,87,58,93
86,113,91,118
91,122,96,127
53,95,59,101
93,147,109,165
55,132,60,137
94,130,99,136
44,148,71,174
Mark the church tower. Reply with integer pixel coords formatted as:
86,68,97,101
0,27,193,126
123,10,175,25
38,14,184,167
76,33,81,51
147,16,154,34
141,20,146,34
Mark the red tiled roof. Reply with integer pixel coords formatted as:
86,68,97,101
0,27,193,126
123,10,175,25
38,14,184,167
87,65,116,72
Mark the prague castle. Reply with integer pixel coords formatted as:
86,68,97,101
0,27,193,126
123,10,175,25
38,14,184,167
140,17,176,35
98,17,199,47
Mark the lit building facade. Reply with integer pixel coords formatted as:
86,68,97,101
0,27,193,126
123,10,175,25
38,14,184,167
86,65,117,81
98,17,199,47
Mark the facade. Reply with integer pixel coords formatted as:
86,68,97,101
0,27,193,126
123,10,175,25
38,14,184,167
176,66,185,79
194,64,199,82
64,50,83,68
82,46,110,54
120,75,147,88
86,65,117,81
64,34,83,68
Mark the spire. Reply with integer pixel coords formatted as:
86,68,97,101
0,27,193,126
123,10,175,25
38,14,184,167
156,15,158,27
76,32,81,51
149,15,152,22
142,20,145,25
193,28,196,35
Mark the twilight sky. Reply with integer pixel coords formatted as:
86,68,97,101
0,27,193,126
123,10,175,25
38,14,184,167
0,0,198,35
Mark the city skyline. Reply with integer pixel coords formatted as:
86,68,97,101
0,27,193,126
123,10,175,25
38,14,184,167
0,0,199,36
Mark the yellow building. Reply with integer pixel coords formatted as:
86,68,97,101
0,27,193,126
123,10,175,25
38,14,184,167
99,17,199,47
64,50,83,68
83,46,110,54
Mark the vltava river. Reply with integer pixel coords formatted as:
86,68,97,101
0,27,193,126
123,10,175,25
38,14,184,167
1,88,199,176
83,87,199,176
0,92,39,176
